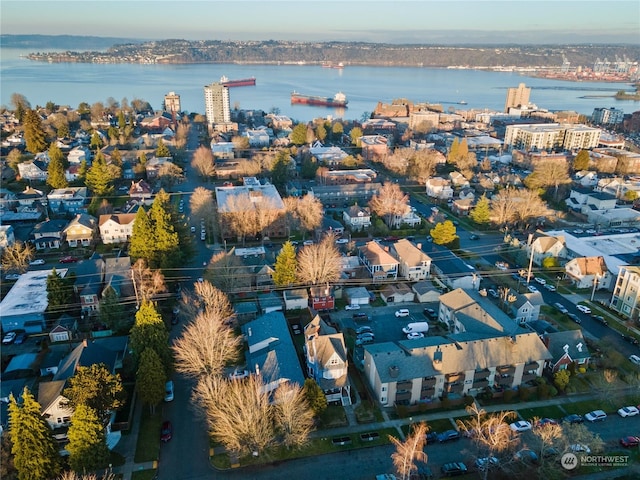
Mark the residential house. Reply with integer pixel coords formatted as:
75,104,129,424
451,198,474,216
48,314,78,343
255,264,275,289
343,205,371,231
283,289,309,311
412,280,441,303
103,256,134,300
63,213,97,248
139,111,173,131
244,127,271,148
526,232,568,267
99,213,136,244
265,114,293,130
358,241,399,281
32,219,67,250
310,183,382,206
322,216,345,237
319,169,377,185
565,256,612,290
304,314,351,405
565,187,617,214
575,171,599,188
610,265,640,320
425,177,454,200
542,330,591,373
449,171,470,189
17,159,48,181
392,238,432,281
257,291,284,314
67,146,91,165
387,207,421,229
47,187,88,215
423,243,479,291
505,290,544,324
344,286,370,306
308,142,349,166
210,141,235,160
0,269,69,334
129,179,153,204
74,253,105,313
340,255,361,279
309,285,335,311
380,283,415,304
16,186,46,209
234,301,259,323
0,188,18,213
145,156,173,179
363,332,551,406
0,224,15,249
242,312,306,393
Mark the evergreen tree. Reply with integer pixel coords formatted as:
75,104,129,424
63,364,126,424
315,124,327,142
155,139,171,158
66,405,109,473
85,152,118,196
118,110,126,130
57,123,70,139
273,241,298,286
447,137,459,164
110,147,122,167
8,388,61,480
129,207,156,264
271,151,290,190
290,123,308,145
349,126,363,146
573,149,590,171
99,286,126,331
136,347,167,414
130,301,172,371
332,121,344,140
303,378,328,416
77,159,88,181
430,220,459,247
23,109,48,154
46,268,73,315
90,132,103,151
148,190,180,268
46,143,68,189
469,194,491,226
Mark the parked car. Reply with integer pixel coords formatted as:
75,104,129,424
437,430,460,443
160,421,173,442
487,289,498,298
335,238,349,244
509,420,532,432
514,449,539,463
544,284,556,292
620,436,640,448
440,462,467,477
567,313,581,324
585,410,607,422
13,332,28,345
618,406,639,417
621,335,640,345
535,418,559,428
469,234,479,240
29,259,45,265
570,444,591,454
356,326,373,335
190,226,196,233
475,456,499,471
303,240,314,246
4,273,21,281
562,414,584,424
527,285,538,293
60,255,78,263
534,277,546,285
395,309,410,317
406,332,425,340
164,381,174,402
423,308,437,319
554,303,569,314
592,315,608,326
425,431,439,444
345,304,360,310
228,369,250,380
353,312,369,320
2,332,17,345
576,304,591,314
629,354,640,366
355,335,375,347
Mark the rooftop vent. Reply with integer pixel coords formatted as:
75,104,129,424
388,366,399,378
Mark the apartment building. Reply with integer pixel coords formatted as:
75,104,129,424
204,81,230,126
610,265,640,321
504,123,601,151
163,91,181,114
504,83,531,112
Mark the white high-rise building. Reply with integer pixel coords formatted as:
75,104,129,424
204,82,230,127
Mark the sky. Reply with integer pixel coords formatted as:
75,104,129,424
1,0,639,44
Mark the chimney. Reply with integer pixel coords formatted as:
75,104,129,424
417,243,422,249
388,366,399,378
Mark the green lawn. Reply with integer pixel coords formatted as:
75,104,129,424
131,470,157,480
134,409,162,463
317,405,348,428
517,404,566,421
564,399,610,415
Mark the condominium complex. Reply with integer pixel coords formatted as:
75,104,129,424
610,265,640,321
504,123,601,151
163,91,181,114
504,83,531,112
592,107,625,126
204,81,230,127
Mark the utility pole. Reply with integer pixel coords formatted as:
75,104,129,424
131,269,140,309
590,274,600,302
526,240,536,285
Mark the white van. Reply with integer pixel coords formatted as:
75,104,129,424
402,322,430,334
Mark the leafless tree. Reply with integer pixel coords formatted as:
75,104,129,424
204,249,252,292
559,423,605,454
131,258,167,303
528,420,563,476
295,194,324,236
231,135,250,151
90,102,105,122
191,146,216,180
237,158,262,177
58,472,117,480
297,234,342,285
220,191,257,243
193,374,276,457
192,280,234,319
389,422,428,480
456,403,519,480
157,162,184,189
406,149,443,183
253,196,282,240
490,188,519,227
511,189,548,229
1,241,34,273
273,381,315,449
524,159,572,201
96,199,113,216
190,187,218,241
282,196,301,234
172,309,240,378
369,182,410,228
174,122,190,150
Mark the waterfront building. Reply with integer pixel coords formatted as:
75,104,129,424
204,81,230,127
592,107,625,126
504,83,531,112
163,91,181,114
503,123,601,151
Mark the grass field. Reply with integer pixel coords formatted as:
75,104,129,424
134,409,162,463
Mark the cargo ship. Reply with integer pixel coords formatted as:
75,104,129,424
219,76,256,87
290,91,348,107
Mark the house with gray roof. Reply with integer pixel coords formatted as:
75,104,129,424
304,314,351,405
31,219,68,250
363,332,551,406
257,291,283,314
422,243,479,290
391,238,432,281
242,311,305,393
358,241,399,281
541,330,591,373
283,289,309,311
505,290,544,324
74,252,105,313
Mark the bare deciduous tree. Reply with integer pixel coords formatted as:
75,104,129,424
58,471,117,480
172,308,240,378
369,182,410,228
220,191,257,243
1,241,34,273
131,258,167,303
191,146,216,180
295,194,324,236
511,189,548,229
273,381,315,449
157,162,184,189
406,149,444,183
297,235,342,285
389,422,428,480
490,188,519,226
204,249,252,292
524,159,572,201
189,187,218,240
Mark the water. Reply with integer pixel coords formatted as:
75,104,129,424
1,47,636,121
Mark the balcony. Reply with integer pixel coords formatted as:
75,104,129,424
397,380,412,391
396,390,412,402
446,372,464,383
421,376,437,388
473,368,490,381
445,382,464,394
496,365,516,375
525,361,540,371
472,378,490,388
522,373,538,383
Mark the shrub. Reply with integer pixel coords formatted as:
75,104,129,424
578,367,587,374
463,395,475,406
518,386,532,401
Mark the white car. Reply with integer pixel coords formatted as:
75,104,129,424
576,304,591,314
527,285,538,293
585,410,607,422
629,354,640,366
395,309,410,317
570,444,591,454
509,421,532,432
335,238,349,244
534,277,546,285
345,304,360,310
618,406,640,417
544,284,556,292
29,259,45,265
406,332,425,340
4,273,21,281
164,381,174,402
228,369,250,380
2,332,17,345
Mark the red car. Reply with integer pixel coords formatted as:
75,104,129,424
160,421,172,442
60,256,78,263
620,436,640,447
